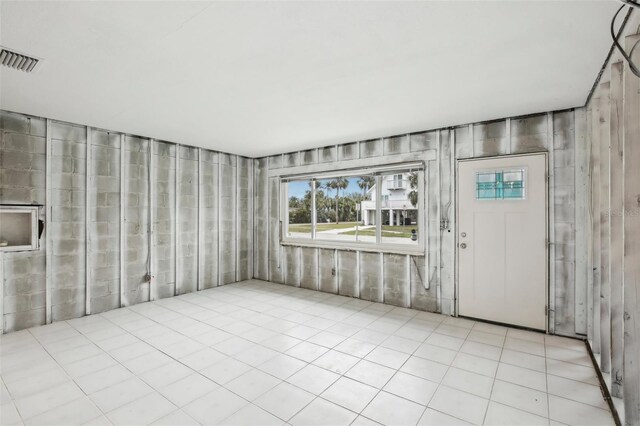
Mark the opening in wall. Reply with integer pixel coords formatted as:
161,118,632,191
0,205,41,252
281,162,425,255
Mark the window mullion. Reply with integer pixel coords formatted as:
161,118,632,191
418,170,425,250
311,179,317,240
283,181,288,239
375,175,382,244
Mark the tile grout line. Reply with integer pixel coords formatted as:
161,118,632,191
18,326,110,424
482,330,507,425
92,288,391,423
3,281,614,426
103,287,432,423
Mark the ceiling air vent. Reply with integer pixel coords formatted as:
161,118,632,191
0,48,39,73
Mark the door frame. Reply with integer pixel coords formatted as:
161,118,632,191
454,152,550,332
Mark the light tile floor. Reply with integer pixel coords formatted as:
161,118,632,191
0,280,615,426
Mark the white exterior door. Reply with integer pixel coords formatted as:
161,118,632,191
457,154,547,330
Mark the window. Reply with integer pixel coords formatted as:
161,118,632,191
281,163,424,253
476,169,525,200
381,171,419,245
286,179,313,239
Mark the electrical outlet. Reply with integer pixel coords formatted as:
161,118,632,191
331,268,336,276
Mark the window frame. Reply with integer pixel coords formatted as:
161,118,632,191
280,162,426,256
0,205,41,252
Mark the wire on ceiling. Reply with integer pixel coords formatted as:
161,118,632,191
618,0,640,8
612,2,640,78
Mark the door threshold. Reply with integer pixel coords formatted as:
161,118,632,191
457,315,548,335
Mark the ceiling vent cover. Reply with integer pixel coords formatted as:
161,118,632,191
0,48,39,73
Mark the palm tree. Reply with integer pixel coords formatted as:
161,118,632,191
408,172,418,207
357,176,375,198
308,180,319,191
327,178,349,224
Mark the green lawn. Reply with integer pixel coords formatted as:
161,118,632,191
288,222,417,239
341,225,417,238
341,230,415,238
381,225,417,233
288,222,361,233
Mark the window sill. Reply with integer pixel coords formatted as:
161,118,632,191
280,239,426,257
0,245,39,252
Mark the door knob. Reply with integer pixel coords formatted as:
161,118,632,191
460,243,467,249
461,232,467,238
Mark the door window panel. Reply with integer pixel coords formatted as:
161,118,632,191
476,169,525,200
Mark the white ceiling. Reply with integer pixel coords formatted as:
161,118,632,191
0,1,618,157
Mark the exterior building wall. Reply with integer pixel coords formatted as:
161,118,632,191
361,173,418,226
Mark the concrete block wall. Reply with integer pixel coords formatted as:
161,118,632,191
283,246,300,287
0,110,252,333
318,249,337,294
1,106,585,338
89,130,121,313
337,251,357,298
219,154,237,285
583,18,640,423
383,254,409,307
255,136,440,316
152,141,176,299
200,150,219,289
267,177,283,284
551,111,578,336
0,112,47,332
300,247,318,291
50,122,87,321
359,252,382,303
124,136,150,305
254,109,587,338
177,146,198,294
253,158,269,281
426,135,440,312
237,156,252,281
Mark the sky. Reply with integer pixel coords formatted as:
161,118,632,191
288,177,368,199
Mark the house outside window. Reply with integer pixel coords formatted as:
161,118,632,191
361,173,417,227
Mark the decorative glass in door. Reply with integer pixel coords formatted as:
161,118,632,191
476,169,525,200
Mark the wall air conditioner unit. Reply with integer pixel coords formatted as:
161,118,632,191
0,205,42,252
